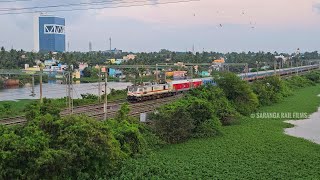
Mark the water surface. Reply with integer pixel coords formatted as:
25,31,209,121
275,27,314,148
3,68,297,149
0,82,132,101
285,107,320,144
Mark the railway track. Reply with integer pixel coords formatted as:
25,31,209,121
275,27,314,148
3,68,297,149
0,95,183,126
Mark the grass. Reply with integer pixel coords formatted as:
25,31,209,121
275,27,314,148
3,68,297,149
0,99,35,119
114,85,320,179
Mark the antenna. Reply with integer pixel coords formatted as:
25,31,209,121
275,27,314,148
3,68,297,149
109,37,112,50
192,44,195,54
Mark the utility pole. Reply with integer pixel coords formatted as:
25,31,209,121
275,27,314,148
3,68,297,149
109,37,112,50
156,64,159,83
71,72,73,114
68,72,72,113
190,66,194,88
98,67,101,103
39,67,43,103
31,75,35,97
104,69,108,120
245,63,248,80
256,61,259,78
274,60,277,75
65,73,68,108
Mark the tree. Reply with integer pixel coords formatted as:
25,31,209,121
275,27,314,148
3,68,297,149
151,105,194,144
215,72,259,115
188,86,240,125
82,67,92,77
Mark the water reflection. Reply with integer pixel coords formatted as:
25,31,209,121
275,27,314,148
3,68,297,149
0,82,132,101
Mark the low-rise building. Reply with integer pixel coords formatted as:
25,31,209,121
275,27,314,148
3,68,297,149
79,63,89,71
275,55,289,63
213,58,225,64
73,70,81,79
123,54,137,61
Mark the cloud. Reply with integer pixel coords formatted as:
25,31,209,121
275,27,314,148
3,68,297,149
312,2,320,13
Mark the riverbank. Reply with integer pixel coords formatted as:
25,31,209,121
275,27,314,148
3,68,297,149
114,85,320,179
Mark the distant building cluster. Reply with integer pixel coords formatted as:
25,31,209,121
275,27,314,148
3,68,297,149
104,48,122,54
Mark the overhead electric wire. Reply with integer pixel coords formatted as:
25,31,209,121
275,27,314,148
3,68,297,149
0,0,33,3
0,0,126,11
0,0,199,15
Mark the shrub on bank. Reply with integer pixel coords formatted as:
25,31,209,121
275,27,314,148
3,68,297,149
252,76,292,106
150,94,224,143
304,71,320,83
286,75,314,88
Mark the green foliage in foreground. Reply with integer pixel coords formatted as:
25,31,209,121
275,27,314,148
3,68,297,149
113,85,320,179
0,115,123,179
0,103,159,179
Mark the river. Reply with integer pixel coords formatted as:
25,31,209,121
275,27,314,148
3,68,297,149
285,107,320,144
0,81,132,101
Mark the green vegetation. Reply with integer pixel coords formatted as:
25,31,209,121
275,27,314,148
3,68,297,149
215,72,259,115
113,85,320,179
252,76,292,106
0,99,35,118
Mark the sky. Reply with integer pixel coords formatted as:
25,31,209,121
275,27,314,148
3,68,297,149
1,0,320,53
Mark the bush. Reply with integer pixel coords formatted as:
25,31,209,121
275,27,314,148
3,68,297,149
25,99,61,121
183,97,222,137
150,95,224,143
106,103,161,155
151,106,194,144
188,86,240,125
286,75,314,88
215,72,259,115
252,76,292,106
304,71,320,83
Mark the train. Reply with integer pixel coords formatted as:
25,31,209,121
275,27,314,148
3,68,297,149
239,64,319,81
127,64,319,102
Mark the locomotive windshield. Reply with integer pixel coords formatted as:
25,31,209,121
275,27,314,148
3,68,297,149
128,86,138,92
